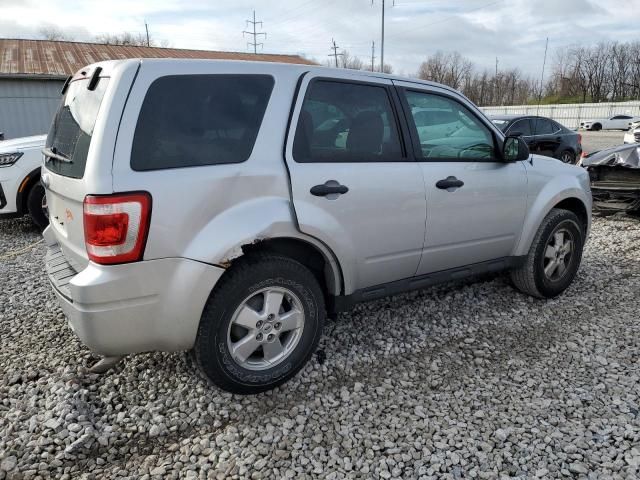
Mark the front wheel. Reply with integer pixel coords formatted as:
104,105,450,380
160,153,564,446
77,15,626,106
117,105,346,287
193,254,325,394
511,208,585,298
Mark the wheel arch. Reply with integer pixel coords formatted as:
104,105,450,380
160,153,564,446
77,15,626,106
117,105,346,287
16,167,41,214
514,181,591,257
226,236,344,301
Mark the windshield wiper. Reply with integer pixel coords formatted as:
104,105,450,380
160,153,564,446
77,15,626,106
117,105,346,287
42,147,72,164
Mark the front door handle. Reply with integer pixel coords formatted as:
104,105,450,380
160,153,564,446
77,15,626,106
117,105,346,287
435,176,464,190
310,180,349,197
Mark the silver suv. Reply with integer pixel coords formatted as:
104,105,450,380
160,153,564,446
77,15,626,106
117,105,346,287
42,59,592,394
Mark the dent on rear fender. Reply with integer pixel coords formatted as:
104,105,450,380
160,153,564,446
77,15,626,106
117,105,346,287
182,197,343,294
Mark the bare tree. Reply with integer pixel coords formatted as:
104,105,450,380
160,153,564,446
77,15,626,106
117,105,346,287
339,50,365,70
38,25,73,41
95,32,155,47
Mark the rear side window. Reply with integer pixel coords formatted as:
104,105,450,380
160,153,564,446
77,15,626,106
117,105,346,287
531,118,555,135
131,75,274,171
46,77,110,179
293,80,403,163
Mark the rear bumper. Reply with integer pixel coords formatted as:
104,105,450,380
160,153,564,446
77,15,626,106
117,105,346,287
43,226,225,356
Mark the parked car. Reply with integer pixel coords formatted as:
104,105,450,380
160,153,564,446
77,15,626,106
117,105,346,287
580,144,640,213
579,115,640,131
0,134,48,228
490,115,582,164
42,59,592,394
623,125,640,144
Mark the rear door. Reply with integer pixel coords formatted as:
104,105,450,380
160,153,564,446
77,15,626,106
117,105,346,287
531,118,561,158
394,81,527,274
284,74,426,292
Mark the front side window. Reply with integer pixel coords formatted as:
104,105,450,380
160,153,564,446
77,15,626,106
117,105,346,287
131,74,274,171
46,77,110,178
508,119,532,136
293,80,403,163
403,90,495,160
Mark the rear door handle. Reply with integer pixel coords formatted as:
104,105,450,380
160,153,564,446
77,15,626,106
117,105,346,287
310,181,349,197
435,176,464,190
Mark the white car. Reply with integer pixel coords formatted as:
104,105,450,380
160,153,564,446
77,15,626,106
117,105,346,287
580,115,640,131
0,134,48,228
623,127,640,144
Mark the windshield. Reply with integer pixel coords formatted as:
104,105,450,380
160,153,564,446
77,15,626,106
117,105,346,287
45,77,109,178
491,119,509,132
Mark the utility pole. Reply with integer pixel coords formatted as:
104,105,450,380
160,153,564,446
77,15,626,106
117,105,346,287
328,38,344,68
243,10,266,54
536,37,549,118
144,21,150,47
371,41,376,72
494,57,499,105
372,0,394,73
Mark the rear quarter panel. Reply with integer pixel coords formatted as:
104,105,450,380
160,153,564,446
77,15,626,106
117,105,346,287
111,60,342,290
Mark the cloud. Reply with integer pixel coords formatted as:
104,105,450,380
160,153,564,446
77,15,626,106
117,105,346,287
0,0,634,78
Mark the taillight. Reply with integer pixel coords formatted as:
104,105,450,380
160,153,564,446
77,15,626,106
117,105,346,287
83,192,152,265
577,133,582,145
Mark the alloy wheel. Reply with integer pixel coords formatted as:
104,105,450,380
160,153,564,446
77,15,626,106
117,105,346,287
543,227,574,281
226,287,305,370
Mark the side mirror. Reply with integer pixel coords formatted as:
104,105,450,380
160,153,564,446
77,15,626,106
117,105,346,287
502,135,529,162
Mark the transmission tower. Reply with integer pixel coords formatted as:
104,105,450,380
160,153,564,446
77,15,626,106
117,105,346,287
243,10,266,54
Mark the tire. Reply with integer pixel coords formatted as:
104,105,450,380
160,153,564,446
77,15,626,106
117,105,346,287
591,123,602,131
559,150,575,164
510,208,585,299
26,181,49,229
193,254,325,394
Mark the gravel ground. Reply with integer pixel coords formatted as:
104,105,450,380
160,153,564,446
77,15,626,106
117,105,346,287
580,131,627,155
1,215,640,480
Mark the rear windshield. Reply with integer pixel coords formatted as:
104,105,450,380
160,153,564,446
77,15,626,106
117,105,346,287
46,77,109,178
131,74,274,171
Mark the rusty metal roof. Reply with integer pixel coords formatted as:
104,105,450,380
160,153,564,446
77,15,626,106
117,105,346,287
0,39,315,78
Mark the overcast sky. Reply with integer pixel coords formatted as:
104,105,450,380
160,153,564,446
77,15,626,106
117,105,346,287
1,0,638,78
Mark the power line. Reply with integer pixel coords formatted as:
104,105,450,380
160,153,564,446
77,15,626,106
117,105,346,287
388,0,504,38
328,38,344,68
243,10,266,54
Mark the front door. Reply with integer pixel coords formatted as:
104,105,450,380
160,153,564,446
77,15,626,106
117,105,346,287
395,83,528,274
284,75,426,292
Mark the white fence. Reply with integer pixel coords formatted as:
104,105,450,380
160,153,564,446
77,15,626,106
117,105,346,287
481,101,640,130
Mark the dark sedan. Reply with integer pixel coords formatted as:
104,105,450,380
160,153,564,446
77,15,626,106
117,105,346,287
489,115,582,164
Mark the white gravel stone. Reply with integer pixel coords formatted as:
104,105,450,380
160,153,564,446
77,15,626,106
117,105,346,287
1,215,640,479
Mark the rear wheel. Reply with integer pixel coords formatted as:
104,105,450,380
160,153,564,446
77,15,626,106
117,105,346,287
559,150,575,164
511,208,585,298
193,254,325,394
26,181,49,229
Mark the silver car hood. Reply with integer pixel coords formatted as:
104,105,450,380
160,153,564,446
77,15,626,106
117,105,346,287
582,144,640,169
